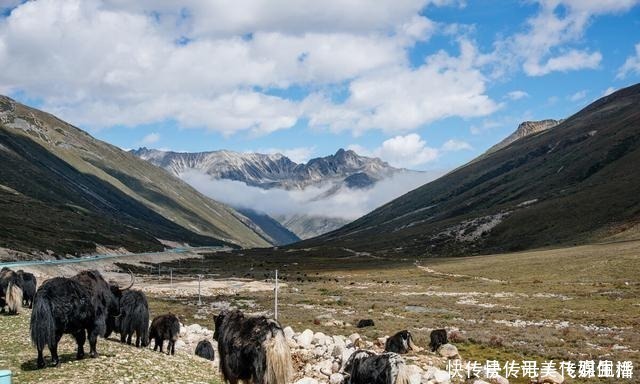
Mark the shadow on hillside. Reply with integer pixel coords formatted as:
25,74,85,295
20,352,117,371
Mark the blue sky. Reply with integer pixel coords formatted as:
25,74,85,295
1,0,639,171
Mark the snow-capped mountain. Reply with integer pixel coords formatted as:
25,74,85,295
131,147,399,190
131,148,413,239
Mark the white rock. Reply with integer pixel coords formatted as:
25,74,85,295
297,329,314,348
329,373,344,384
438,343,460,359
348,333,360,344
433,369,451,384
332,344,345,358
538,371,564,384
186,324,202,334
489,375,509,384
313,345,327,357
313,332,327,345
283,326,295,340
295,378,318,384
332,335,346,347
473,380,490,384
406,365,423,384
175,340,186,350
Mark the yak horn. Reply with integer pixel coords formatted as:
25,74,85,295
122,269,135,291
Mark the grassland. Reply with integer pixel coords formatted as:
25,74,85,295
144,240,640,383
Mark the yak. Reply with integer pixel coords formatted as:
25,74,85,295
195,339,215,361
30,277,100,368
213,309,292,384
385,330,419,354
342,350,410,384
429,329,448,352
17,270,37,308
0,268,23,315
149,313,180,355
115,289,149,347
29,270,134,368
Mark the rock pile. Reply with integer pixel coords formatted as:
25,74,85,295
173,322,510,384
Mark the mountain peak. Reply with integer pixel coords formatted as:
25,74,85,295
487,118,563,154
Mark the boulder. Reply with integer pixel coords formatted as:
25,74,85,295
313,332,327,345
473,380,490,384
438,343,460,359
283,326,295,340
348,333,361,344
332,344,345,358
295,379,318,384
329,373,344,384
406,365,423,384
332,335,346,347
297,329,314,348
489,375,509,384
537,371,564,384
433,369,451,384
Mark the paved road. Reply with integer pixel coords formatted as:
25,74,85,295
0,246,224,269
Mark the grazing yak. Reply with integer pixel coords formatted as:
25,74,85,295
29,270,134,368
429,329,448,352
17,270,37,308
115,290,149,347
0,268,23,315
149,313,180,355
195,339,215,361
356,319,375,328
385,330,419,354
213,309,292,384
342,350,410,384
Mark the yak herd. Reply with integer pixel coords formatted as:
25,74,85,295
0,266,450,384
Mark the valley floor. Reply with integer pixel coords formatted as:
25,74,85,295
1,240,638,383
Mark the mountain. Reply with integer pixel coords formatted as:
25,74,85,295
237,209,300,245
303,84,640,257
486,119,563,154
131,147,397,190
132,147,406,239
0,96,271,258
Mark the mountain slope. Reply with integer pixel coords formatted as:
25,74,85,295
303,83,640,257
0,96,270,257
237,209,301,245
486,119,563,154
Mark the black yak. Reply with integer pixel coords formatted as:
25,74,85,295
0,268,23,315
195,339,215,361
17,270,37,308
149,313,180,355
342,350,410,384
115,290,149,347
429,329,448,352
213,309,292,384
385,330,419,354
30,277,100,368
356,319,375,328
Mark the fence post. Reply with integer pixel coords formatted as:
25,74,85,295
274,269,278,320
197,274,203,306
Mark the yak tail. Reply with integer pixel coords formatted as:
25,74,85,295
30,294,55,351
264,329,293,384
6,282,22,314
394,362,411,384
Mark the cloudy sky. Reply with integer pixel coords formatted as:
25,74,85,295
1,0,639,170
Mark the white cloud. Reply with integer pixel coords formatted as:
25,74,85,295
568,90,587,101
304,40,499,134
140,132,160,145
617,42,640,78
0,0,498,137
602,87,617,97
502,0,639,77
442,139,472,151
506,90,529,100
180,169,439,221
258,146,315,164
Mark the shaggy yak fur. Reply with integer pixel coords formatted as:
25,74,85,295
30,277,100,368
342,350,410,384
213,309,292,384
385,330,419,354
0,268,23,315
149,313,180,355
17,270,37,308
115,289,149,347
429,329,448,352
195,339,215,361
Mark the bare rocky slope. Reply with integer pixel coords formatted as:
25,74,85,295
302,83,640,257
0,96,271,258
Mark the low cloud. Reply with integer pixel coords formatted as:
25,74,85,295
180,169,440,221
140,132,160,145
